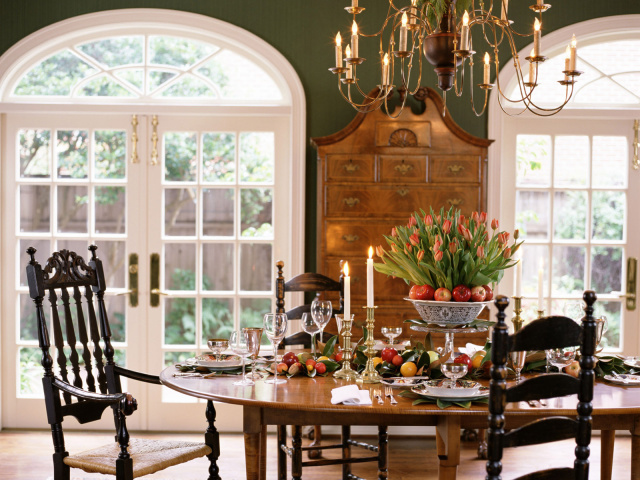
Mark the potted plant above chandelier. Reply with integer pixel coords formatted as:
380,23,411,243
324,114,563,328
329,0,582,117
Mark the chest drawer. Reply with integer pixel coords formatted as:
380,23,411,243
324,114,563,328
325,185,480,217
325,221,395,256
326,154,375,182
430,155,481,183
379,155,428,183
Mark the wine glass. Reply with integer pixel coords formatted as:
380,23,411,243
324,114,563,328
263,313,288,385
510,350,526,384
301,313,320,358
311,299,332,346
243,327,263,380
441,362,468,388
207,338,228,362
563,300,585,322
548,347,576,373
381,327,403,345
229,331,254,386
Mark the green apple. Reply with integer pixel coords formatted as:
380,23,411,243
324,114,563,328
427,351,439,364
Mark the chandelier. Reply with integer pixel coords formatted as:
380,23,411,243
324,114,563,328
328,0,582,117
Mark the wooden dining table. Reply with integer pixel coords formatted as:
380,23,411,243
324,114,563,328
160,367,640,480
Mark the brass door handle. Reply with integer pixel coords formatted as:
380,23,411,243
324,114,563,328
150,253,161,307
343,197,360,207
342,234,360,243
151,288,170,296
131,115,139,164
448,164,465,174
115,289,137,296
150,115,159,166
119,253,138,307
624,257,637,311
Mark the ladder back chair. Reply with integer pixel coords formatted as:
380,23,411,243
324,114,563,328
487,291,598,480
26,245,217,480
275,260,388,480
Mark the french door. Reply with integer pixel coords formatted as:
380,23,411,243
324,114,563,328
501,117,640,355
1,112,291,431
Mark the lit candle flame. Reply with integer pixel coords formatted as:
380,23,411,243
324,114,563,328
345,44,351,58
344,262,350,276
463,11,469,26
383,53,389,66
336,32,342,46
534,18,541,32
571,34,577,48
402,12,408,26
484,52,490,64
352,20,358,35
530,49,535,57
368,246,374,259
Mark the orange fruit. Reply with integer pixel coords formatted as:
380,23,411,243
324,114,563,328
471,351,487,369
372,357,384,368
400,361,417,377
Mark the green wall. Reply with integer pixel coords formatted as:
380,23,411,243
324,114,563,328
1,1,638,270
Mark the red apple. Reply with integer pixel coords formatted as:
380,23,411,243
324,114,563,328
305,359,317,370
283,351,298,367
434,287,452,302
470,285,487,302
482,284,494,301
564,360,580,378
453,354,472,372
391,354,404,367
315,362,327,374
409,284,435,300
452,285,471,302
381,347,398,363
276,362,288,374
335,351,343,362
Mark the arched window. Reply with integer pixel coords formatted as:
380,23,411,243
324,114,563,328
489,16,640,356
0,9,305,431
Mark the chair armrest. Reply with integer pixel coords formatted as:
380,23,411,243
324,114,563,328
52,377,128,405
114,365,161,385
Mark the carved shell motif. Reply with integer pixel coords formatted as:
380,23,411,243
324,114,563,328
43,249,95,286
388,128,418,147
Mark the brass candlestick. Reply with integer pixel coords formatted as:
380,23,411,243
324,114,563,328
512,296,523,332
334,314,358,380
537,309,545,319
357,306,381,384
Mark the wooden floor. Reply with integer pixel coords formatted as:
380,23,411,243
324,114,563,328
0,429,631,479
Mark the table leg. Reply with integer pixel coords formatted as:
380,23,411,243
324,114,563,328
260,424,267,480
244,407,263,480
436,416,461,480
631,417,640,480
205,400,222,480
600,430,615,480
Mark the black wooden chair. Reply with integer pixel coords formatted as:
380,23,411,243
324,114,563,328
26,245,217,480
487,291,598,480
275,260,388,480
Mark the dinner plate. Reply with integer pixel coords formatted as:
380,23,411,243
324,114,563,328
603,374,640,386
380,377,427,387
186,354,243,369
418,379,482,397
623,357,640,369
411,384,489,402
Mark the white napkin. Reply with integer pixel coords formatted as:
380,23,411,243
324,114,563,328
331,385,372,406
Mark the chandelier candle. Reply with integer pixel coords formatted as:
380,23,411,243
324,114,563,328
382,54,390,86
351,21,359,58
367,247,374,308
533,19,541,57
528,49,536,84
399,13,408,52
335,32,343,68
500,0,509,22
564,46,571,81
409,0,418,26
460,11,470,50
344,262,351,323
351,0,358,7
569,35,577,71
483,53,491,84
345,46,353,79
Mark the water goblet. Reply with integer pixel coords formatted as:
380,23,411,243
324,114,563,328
548,347,576,373
311,298,332,346
301,312,320,358
510,350,526,384
381,326,403,345
207,338,228,362
263,313,288,385
243,327,263,380
441,362,468,388
563,300,585,322
229,331,254,387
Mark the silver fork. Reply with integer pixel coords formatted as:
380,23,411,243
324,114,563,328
384,386,398,405
374,388,384,405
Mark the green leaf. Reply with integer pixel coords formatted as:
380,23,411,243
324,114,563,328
322,335,338,358
320,359,341,373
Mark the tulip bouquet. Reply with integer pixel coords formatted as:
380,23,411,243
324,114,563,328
374,206,522,297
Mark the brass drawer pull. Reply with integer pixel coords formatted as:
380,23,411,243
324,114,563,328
396,188,410,197
448,164,465,174
448,198,463,207
394,163,413,175
343,161,360,173
342,234,360,243
343,197,360,207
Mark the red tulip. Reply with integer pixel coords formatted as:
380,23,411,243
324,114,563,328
479,212,487,223
405,243,412,253
491,218,499,230
477,246,485,258
514,229,520,240
375,245,385,258
391,227,397,237
417,249,425,261
457,214,466,226
434,250,443,262
391,243,398,253
498,232,510,245
449,241,457,254
442,219,452,233
409,232,420,246
408,216,417,228
424,214,433,226
503,247,512,259
471,211,480,224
